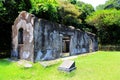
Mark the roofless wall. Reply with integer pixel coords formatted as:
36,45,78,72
11,11,98,62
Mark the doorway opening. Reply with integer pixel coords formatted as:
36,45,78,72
62,35,70,57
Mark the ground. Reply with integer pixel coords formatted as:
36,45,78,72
0,51,120,80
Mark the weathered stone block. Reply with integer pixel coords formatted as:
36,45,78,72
58,60,76,72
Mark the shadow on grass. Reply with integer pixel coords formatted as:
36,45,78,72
0,59,12,66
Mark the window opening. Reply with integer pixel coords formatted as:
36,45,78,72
18,28,23,44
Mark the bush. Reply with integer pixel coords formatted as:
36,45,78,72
99,45,120,51
86,9,120,44
0,50,10,58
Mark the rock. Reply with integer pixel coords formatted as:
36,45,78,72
24,63,32,68
17,60,32,68
40,62,48,67
58,60,76,72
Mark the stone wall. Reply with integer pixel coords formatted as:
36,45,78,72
11,11,35,62
11,11,98,62
34,19,98,61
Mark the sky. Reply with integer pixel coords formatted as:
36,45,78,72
79,0,108,8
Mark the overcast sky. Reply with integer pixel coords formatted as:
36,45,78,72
79,0,108,8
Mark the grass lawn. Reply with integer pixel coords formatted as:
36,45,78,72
0,51,120,80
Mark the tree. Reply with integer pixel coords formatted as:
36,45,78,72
68,0,77,4
76,2,94,21
96,0,120,10
0,0,31,24
104,0,120,10
96,4,105,10
0,0,32,53
30,0,58,22
76,1,95,33
57,0,82,28
86,9,120,44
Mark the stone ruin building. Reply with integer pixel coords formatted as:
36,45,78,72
11,11,98,62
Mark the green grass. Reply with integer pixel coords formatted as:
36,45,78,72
0,51,120,80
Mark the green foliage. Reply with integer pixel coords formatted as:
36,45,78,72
86,9,120,44
0,51,120,80
0,0,94,29
76,1,94,21
0,0,31,23
95,0,120,44
76,1,95,32
86,9,120,28
30,0,58,22
57,0,82,27
96,4,105,10
96,0,120,10
104,0,120,10
68,0,77,4
99,45,120,51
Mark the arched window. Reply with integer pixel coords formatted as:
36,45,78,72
18,28,23,44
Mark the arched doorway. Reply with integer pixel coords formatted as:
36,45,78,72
18,28,24,59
